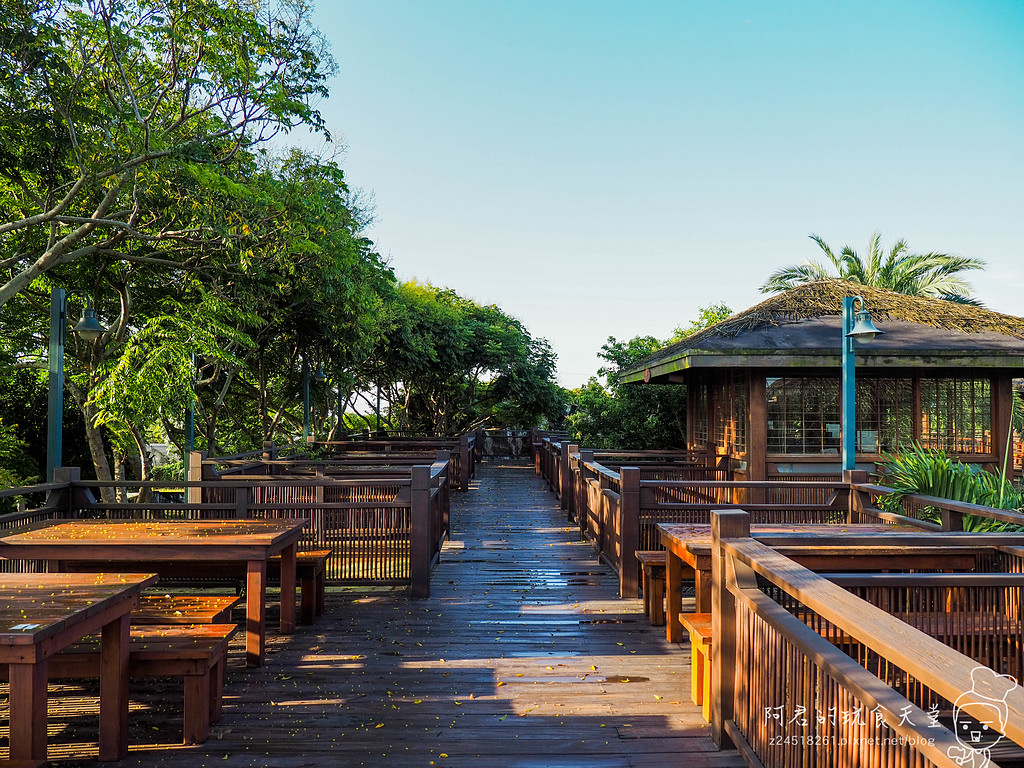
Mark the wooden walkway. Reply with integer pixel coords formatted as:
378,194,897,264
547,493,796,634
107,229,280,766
24,460,744,767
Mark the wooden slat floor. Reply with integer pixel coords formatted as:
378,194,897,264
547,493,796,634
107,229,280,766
3,460,744,767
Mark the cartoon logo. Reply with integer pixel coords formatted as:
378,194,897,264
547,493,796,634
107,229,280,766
947,666,1017,767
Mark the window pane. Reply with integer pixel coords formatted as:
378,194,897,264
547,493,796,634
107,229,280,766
920,378,991,454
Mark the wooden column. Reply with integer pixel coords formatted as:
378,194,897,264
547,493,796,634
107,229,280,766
993,374,1014,475
746,374,767,504
579,450,594,531
711,509,749,749
187,450,205,505
842,469,868,524
50,466,81,516
564,444,579,521
687,381,698,449
410,465,432,598
245,558,267,667
912,376,923,444
8,660,48,761
558,443,573,510
98,612,131,760
459,435,471,491
619,467,640,598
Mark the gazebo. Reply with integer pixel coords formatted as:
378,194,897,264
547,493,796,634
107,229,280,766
620,280,1024,483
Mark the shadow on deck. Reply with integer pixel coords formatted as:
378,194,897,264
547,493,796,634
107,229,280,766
21,461,744,767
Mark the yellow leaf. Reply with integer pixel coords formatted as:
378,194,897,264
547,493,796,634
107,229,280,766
375,723,384,728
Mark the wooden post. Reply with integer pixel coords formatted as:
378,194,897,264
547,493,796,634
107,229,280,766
314,467,325,545
746,375,767,504
619,467,641,598
410,465,431,598
993,375,1013,476
234,484,251,520
263,441,275,475
842,469,868,523
98,613,130,760
562,444,579,517
558,443,571,510
459,435,471,491
941,506,965,532
49,466,81,516
711,509,749,749
187,451,205,505
578,449,593,528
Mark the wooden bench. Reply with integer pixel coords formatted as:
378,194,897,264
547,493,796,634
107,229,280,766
680,612,712,722
268,549,331,624
636,550,667,626
132,594,242,625
67,548,331,625
3,624,238,745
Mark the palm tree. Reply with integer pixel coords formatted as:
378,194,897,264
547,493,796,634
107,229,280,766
760,232,986,305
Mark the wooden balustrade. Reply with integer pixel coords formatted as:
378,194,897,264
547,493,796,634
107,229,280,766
543,445,1024,601
0,458,451,596
710,510,1024,766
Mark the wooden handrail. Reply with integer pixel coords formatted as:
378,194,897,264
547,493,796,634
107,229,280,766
722,535,1024,747
725,555,966,766
712,515,1024,765
0,481,69,497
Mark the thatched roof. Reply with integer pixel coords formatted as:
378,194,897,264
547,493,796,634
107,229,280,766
623,280,1024,382
692,280,1024,342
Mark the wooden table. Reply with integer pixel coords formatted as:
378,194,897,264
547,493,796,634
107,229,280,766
0,519,307,666
656,522,950,642
0,572,157,762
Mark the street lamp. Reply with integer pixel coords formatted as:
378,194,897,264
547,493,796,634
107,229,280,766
47,287,107,481
841,295,884,473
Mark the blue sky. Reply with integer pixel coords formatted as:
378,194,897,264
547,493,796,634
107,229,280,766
301,1,1024,387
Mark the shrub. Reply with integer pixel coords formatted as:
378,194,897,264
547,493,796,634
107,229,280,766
877,443,1023,531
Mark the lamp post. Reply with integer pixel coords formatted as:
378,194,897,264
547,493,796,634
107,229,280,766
47,287,107,481
841,295,884,473
302,358,310,442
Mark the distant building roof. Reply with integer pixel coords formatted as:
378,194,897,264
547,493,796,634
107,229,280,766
622,280,1024,383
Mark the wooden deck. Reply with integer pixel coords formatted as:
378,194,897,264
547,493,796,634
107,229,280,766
5,460,743,767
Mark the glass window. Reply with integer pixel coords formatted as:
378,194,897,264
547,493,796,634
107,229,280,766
856,378,914,454
766,377,840,454
920,378,991,454
712,374,747,454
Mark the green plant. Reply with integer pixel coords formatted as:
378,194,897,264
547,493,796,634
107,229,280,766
877,443,1024,531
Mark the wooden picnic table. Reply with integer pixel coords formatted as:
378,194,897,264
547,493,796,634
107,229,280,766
0,518,307,666
656,522,955,642
0,572,157,762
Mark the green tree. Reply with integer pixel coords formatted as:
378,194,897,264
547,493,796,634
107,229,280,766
568,303,732,449
760,233,985,304
0,0,334,305
371,283,564,435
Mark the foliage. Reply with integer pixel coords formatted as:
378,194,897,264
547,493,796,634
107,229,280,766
567,303,731,449
668,302,733,343
761,233,985,304
373,282,564,435
0,4,567,486
0,0,335,305
877,443,1023,532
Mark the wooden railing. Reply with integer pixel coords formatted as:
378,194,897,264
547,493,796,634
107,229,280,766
0,459,451,596
711,510,1024,766
537,444,1024,600
313,434,477,491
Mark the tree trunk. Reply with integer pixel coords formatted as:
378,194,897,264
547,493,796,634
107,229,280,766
68,385,116,503
128,423,153,502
